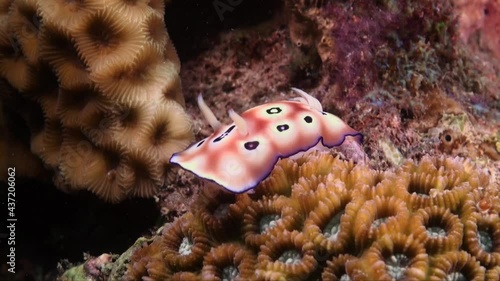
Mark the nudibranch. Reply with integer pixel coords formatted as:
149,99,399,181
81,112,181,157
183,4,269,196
170,88,362,193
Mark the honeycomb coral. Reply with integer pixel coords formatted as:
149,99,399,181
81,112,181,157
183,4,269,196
59,151,499,280
0,0,193,202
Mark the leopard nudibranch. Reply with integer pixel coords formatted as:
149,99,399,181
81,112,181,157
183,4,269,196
169,88,363,193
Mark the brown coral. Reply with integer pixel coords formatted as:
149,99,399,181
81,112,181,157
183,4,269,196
192,184,238,241
58,129,129,201
303,180,354,255
252,158,300,198
0,0,193,202
38,22,91,89
125,238,169,281
256,230,317,281
352,196,411,250
429,251,485,281
462,199,500,268
161,212,213,271
321,254,356,281
346,233,429,281
399,156,476,212
411,206,464,254
237,195,303,249
79,152,496,280
201,243,256,281
7,0,40,65
37,0,94,32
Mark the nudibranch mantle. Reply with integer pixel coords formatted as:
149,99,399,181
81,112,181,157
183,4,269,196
170,88,362,193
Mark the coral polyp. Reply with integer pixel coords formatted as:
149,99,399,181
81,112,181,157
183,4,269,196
160,213,213,271
346,233,429,280
411,206,464,254
201,243,255,281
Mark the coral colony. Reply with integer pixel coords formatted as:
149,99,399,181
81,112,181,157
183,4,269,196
170,88,362,193
121,153,499,280
0,0,193,202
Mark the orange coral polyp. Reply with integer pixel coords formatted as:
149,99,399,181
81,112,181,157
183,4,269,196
170,272,200,281
238,195,303,249
321,254,356,281
193,186,238,241
256,231,317,281
201,243,256,281
463,210,500,268
411,206,463,254
303,180,353,255
125,239,170,281
251,158,299,198
356,172,409,200
429,251,485,281
298,151,351,180
485,266,500,280
345,163,384,191
400,166,471,213
79,106,119,146
347,234,429,281
353,195,411,250
161,213,212,271
405,171,447,209
291,175,330,210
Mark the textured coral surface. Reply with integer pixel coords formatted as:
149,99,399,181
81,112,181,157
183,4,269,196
63,152,499,280
0,0,193,202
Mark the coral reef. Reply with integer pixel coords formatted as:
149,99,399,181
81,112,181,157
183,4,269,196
61,151,499,280
1,0,497,279
0,0,193,202
284,0,493,101
177,0,498,176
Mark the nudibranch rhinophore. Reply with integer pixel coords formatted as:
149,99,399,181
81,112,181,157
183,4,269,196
169,88,363,193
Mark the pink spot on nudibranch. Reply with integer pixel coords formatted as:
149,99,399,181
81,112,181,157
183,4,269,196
169,88,362,193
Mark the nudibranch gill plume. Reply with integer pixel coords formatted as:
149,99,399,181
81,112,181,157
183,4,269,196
169,88,362,193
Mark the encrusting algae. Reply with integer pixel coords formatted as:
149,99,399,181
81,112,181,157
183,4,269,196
61,151,500,280
0,0,194,202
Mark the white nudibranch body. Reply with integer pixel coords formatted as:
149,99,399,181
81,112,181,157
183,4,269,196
170,88,362,193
